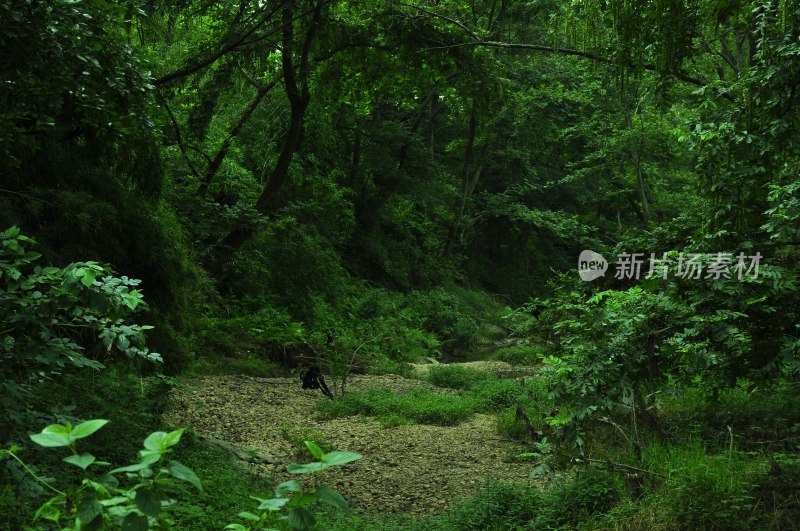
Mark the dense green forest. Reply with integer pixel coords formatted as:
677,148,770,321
2,0,799,529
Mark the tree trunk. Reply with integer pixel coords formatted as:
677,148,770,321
209,2,322,274
198,83,272,197
445,109,483,260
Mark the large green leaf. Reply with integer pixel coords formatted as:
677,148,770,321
287,461,328,474
144,429,184,451
167,460,202,491
316,485,349,512
134,488,163,517
42,423,70,435
323,451,362,467
238,511,261,521
30,432,71,448
111,463,146,474
121,512,149,531
258,497,289,511
64,453,96,470
287,507,316,530
275,480,301,496
304,441,325,460
70,419,108,440
80,268,97,287
143,431,169,451
76,494,103,525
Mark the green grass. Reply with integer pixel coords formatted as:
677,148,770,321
187,355,284,378
660,381,800,449
316,389,478,426
165,431,276,529
317,470,621,530
427,365,493,389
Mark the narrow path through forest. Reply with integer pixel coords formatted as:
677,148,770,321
165,364,536,514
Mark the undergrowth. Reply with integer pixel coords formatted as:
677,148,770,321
316,389,478,426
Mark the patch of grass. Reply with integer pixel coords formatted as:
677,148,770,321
365,357,416,378
660,381,800,449
167,431,275,529
317,389,478,426
472,377,547,412
428,365,492,390
587,441,800,530
188,355,283,378
377,413,414,428
318,471,621,530
279,422,334,458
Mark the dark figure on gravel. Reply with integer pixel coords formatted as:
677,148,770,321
300,366,333,399
300,329,336,399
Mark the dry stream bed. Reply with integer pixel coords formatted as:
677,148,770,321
165,364,536,514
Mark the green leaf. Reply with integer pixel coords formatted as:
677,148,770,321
33,497,60,523
76,494,103,525
134,488,162,517
323,451,362,467
238,511,261,521
81,268,97,287
139,449,164,464
71,419,108,440
64,453,96,470
287,461,328,474
163,428,184,448
144,429,183,451
143,431,168,450
287,506,316,530
258,498,289,511
275,480,301,496
30,432,71,448
316,485,349,512
98,474,119,491
304,441,325,460
110,459,154,474
121,512,149,531
99,496,128,507
224,525,250,531
288,492,317,507
167,460,202,491
42,423,71,435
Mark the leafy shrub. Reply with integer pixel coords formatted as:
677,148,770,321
226,441,361,531
428,365,492,390
317,389,477,426
0,227,161,436
404,288,478,354
197,305,305,359
2,420,201,529
492,345,545,366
